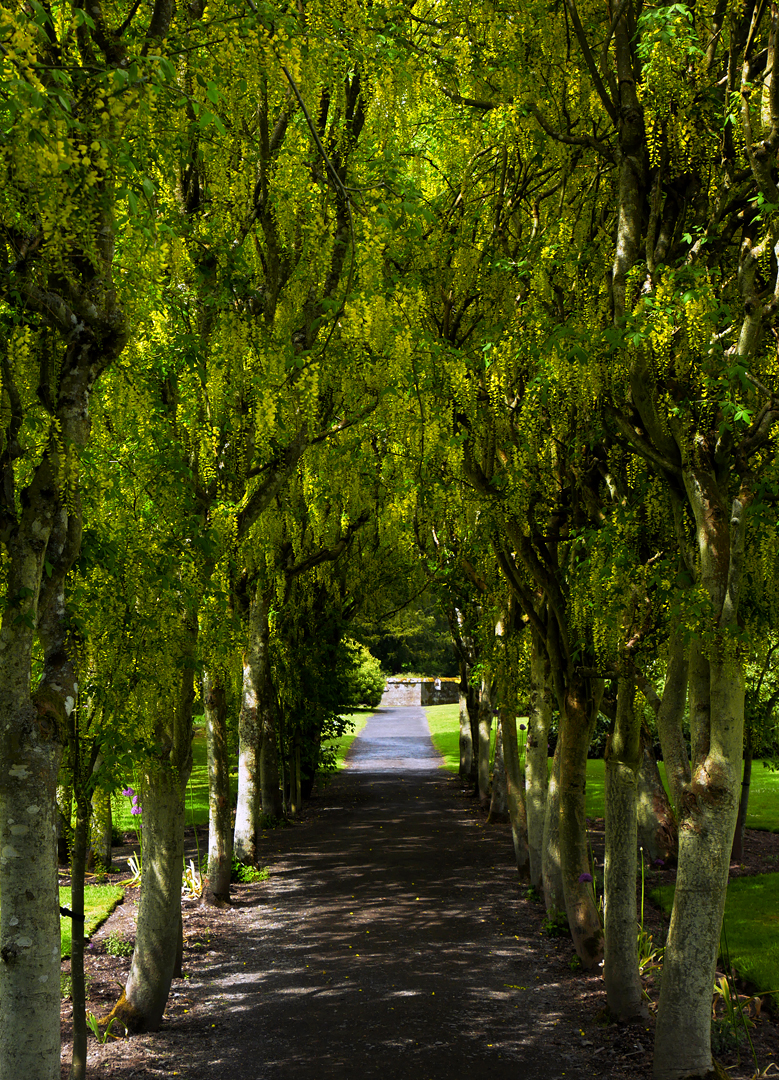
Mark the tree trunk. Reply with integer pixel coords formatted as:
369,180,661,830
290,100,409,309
110,625,196,1034
111,766,189,1032
234,587,265,864
260,688,283,820
202,671,232,905
636,727,678,866
653,653,744,1079
477,679,492,807
467,680,480,788
527,628,552,890
558,678,604,969
542,741,565,917
501,709,531,878
458,669,473,781
57,780,73,866
89,763,113,872
488,720,509,822
0,724,62,1080
731,725,752,865
69,790,90,1080
603,676,646,1021
653,480,746,1080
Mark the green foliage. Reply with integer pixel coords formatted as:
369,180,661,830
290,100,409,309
339,639,386,708
651,875,779,1010
104,934,134,958
230,860,269,884
321,711,372,773
58,885,124,960
541,909,570,938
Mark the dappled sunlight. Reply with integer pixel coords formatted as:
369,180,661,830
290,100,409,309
168,707,590,1079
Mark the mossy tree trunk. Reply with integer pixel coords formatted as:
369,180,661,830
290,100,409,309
111,618,197,1033
603,674,646,1021
203,670,232,905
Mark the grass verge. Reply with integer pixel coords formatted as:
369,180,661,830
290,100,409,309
651,874,779,1009
425,703,500,772
325,710,373,771
59,884,124,960
424,707,778,830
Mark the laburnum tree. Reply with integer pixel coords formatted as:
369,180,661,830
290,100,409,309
398,0,779,1073
0,2,181,1076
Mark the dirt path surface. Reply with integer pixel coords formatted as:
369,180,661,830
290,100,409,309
65,707,779,1079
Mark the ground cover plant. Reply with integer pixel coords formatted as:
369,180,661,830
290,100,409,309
651,874,779,1011
58,886,124,961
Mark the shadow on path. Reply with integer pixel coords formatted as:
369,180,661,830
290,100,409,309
176,707,593,1079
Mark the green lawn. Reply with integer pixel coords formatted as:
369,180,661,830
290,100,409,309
651,874,779,1008
424,706,779,831
425,703,501,772
325,710,373,770
115,713,375,830
59,884,124,960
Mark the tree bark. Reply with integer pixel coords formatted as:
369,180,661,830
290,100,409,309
488,720,509,822
527,628,552,890
477,679,493,807
653,483,746,1080
558,678,604,969
202,671,232,905
458,671,473,782
542,741,565,916
110,621,196,1033
501,709,531,878
89,761,113,872
69,785,90,1080
636,729,678,866
234,588,265,864
603,676,646,1021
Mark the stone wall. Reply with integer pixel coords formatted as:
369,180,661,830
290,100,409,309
379,677,459,707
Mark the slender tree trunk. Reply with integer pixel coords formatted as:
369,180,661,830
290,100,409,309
260,689,283,820
502,709,531,878
654,481,746,1080
458,667,473,781
603,675,646,1021
488,720,509,822
558,679,604,969
202,671,232,905
542,741,565,916
466,681,480,788
89,761,113,872
234,588,265,864
636,726,678,865
111,767,189,1032
731,725,752,864
69,791,90,1080
527,629,551,890
653,653,744,1079
110,625,196,1034
477,679,493,807
0,725,62,1080
57,780,73,866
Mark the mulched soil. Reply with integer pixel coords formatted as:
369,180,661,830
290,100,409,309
60,717,779,1080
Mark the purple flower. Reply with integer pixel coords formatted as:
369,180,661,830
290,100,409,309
519,724,527,731
653,858,665,867
132,795,139,805
578,872,593,884
130,806,142,816
122,787,134,798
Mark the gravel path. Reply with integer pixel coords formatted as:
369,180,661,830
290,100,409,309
70,708,779,1079
178,707,592,1079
